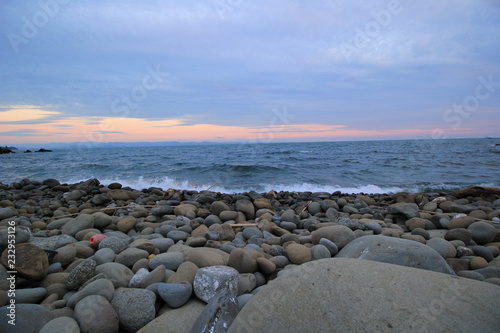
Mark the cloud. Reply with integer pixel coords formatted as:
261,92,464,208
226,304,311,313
0,1,499,142
0,108,61,123
0,129,41,136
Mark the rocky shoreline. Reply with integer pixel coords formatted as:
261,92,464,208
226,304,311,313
0,178,500,332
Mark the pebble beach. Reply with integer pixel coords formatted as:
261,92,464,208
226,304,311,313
1,178,500,332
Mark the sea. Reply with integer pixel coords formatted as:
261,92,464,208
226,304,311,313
1,138,499,194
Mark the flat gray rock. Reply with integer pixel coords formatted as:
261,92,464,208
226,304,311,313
229,258,500,332
0,304,53,333
336,235,456,275
15,287,46,304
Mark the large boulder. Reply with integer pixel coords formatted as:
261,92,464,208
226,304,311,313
229,258,500,332
336,235,455,275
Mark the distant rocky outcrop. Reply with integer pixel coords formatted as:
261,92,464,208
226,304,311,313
0,146,15,154
36,148,53,152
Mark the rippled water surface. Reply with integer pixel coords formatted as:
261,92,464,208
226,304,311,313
1,138,499,193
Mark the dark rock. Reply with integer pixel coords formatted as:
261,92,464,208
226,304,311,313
66,258,96,290
467,222,497,245
444,228,473,244
1,243,48,281
471,246,494,262
191,290,239,333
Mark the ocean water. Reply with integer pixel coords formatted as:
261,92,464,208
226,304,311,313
1,138,499,194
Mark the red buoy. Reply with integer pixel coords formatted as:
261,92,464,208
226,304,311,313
89,234,107,248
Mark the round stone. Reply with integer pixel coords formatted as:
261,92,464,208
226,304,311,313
66,258,96,290
319,238,339,256
228,248,257,273
311,225,355,249
193,266,240,303
150,238,174,253
140,265,166,288
75,295,119,333
286,243,312,265
467,222,497,245
405,218,427,231
115,247,149,267
310,244,332,261
336,235,455,275
256,257,276,274
448,216,476,229
425,238,457,259
211,201,230,216
129,268,150,288
471,246,494,262
444,228,473,244
117,217,137,233
167,230,188,242
67,278,115,308
242,228,263,239
93,248,116,265
61,214,94,236
186,248,227,268
235,199,255,220
167,261,199,284
411,228,430,240
111,288,156,332
52,245,78,266
238,273,257,295
220,210,239,221
280,221,297,231
365,222,382,234
98,236,128,254
95,262,134,288
158,281,193,308
149,252,184,271
470,256,489,270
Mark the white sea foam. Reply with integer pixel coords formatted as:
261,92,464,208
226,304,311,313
64,176,412,194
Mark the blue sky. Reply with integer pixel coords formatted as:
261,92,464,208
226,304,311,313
1,0,499,144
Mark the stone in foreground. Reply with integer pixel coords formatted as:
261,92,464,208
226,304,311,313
229,258,500,332
193,265,239,303
336,235,455,275
137,299,206,333
111,288,156,332
191,290,239,333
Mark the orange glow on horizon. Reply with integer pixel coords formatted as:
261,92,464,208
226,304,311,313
0,106,494,145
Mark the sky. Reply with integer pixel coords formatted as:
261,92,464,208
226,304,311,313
1,0,500,146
